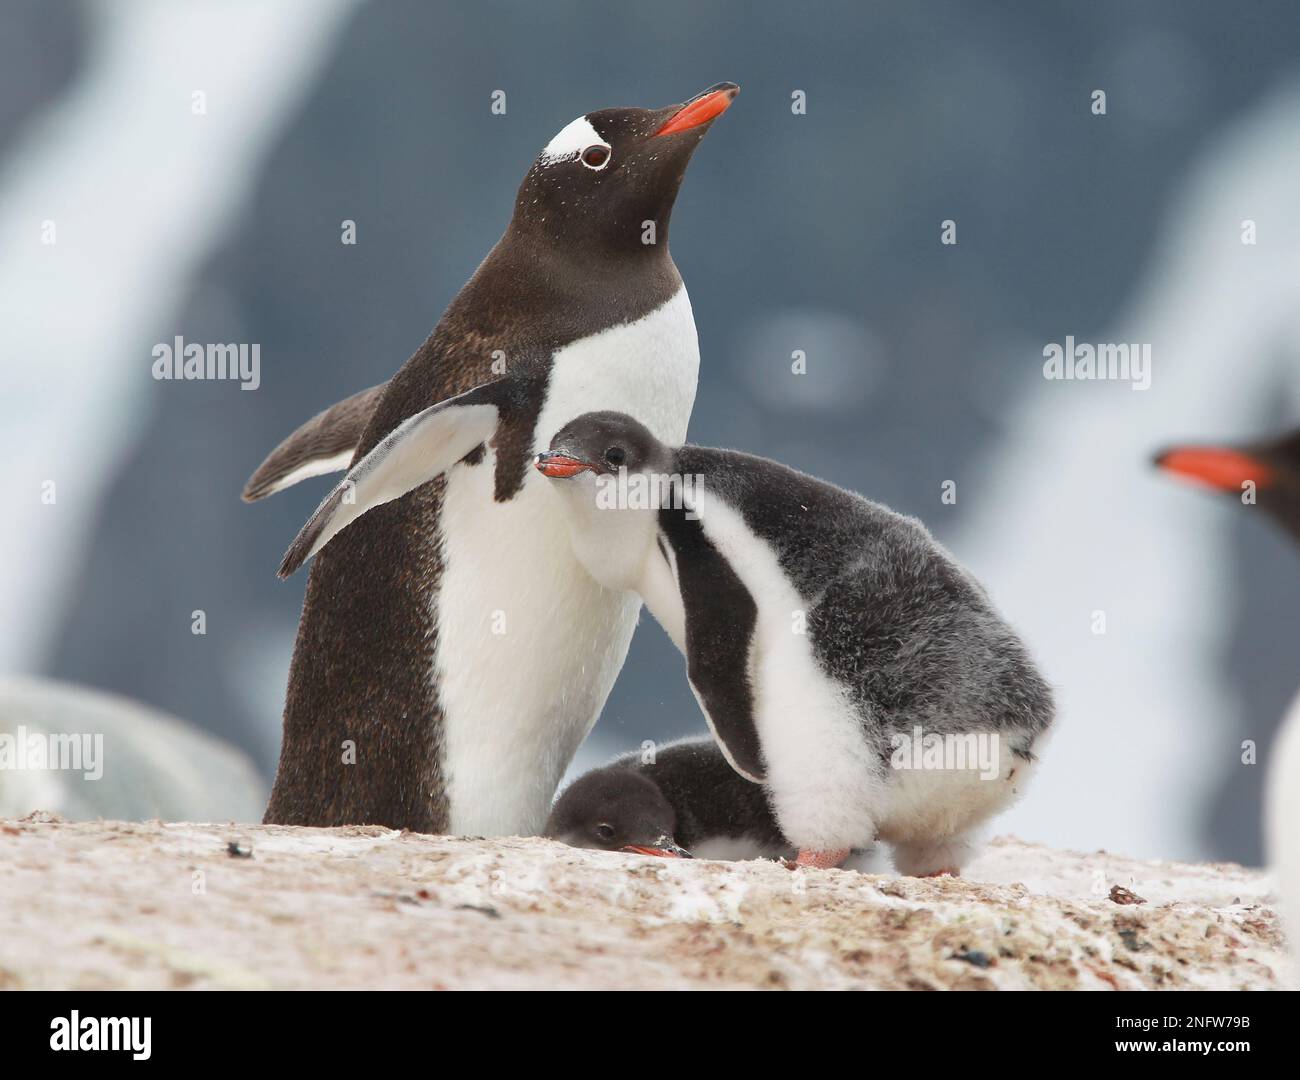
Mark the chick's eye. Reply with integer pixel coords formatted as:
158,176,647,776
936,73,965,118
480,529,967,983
595,823,615,841
581,144,611,170
605,446,626,467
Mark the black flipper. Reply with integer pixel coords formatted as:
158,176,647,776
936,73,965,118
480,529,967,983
242,382,387,502
277,379,508,577
658,506,766,782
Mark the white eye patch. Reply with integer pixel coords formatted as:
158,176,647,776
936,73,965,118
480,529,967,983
539,115,609,165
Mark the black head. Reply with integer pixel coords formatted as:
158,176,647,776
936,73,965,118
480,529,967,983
545,766,691,858
1154,428,1300,546
510,83,738,257
534,411,671,480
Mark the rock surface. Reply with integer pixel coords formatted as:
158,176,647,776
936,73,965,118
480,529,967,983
1,817,1290,990
0,678,266,823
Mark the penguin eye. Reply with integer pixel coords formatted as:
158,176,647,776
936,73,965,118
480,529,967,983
595,823,615,840
605,446,626,467
580,144,611,170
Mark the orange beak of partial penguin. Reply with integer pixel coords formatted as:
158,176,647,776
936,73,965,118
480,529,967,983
653,82,740,137
1153,445,1275,492
534,451,595,479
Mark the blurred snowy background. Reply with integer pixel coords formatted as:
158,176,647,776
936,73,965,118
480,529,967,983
1,0,1297,863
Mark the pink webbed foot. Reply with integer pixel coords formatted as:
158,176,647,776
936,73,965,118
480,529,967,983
794,847,851,870
918,867,960,878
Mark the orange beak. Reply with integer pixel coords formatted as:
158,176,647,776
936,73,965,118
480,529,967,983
1154,446,1274,492
535,451,594,479
620,840,693,859
654,82,739,137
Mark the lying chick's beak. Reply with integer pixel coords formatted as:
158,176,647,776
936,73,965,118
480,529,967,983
534,451,594,479
620,837,693,859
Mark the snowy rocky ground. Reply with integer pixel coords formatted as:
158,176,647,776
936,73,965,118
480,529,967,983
0,816,1290,990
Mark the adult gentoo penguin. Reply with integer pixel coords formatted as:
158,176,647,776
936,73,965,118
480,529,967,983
533,412,1055,874
1269,694,1300,977
1155,429,1300,973
545,737,793,861
246,84,739,833
1154,427,1300,543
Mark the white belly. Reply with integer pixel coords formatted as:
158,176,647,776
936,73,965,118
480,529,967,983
437,287,699,836
660,495,880,852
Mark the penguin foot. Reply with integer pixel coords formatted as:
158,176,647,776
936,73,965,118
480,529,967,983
793,848,850,870
918,867,960,878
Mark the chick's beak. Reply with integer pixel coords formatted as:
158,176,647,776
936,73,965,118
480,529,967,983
621,837,693,859
535,451,594,479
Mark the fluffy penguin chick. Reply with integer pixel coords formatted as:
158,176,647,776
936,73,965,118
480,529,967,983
545,737,794,861
535,412,1055,874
